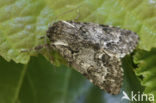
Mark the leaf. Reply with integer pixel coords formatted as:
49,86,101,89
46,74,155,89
0,0,54,64
0,55,90,103
134,48,156,102
17,55,89,103
117,0,156,51
0,55,144,103
0,56,25,103
0,0,156,64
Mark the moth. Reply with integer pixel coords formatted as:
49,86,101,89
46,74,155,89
46,20,139,95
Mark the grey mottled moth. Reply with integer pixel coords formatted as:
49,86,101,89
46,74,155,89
46,20,139,95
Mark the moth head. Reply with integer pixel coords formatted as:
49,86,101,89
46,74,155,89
46,21,77,46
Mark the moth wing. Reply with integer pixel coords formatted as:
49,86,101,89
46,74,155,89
68,21,139,58
99,26,139,58
72,48,123,95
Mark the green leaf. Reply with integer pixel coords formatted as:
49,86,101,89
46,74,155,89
134,48,156,101
0,55,144,103
0,0,54,64
0,0,156,64
18,55,89,103
0,56,25,103
0,55,90,103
